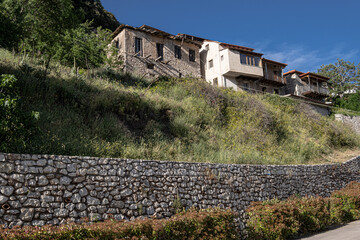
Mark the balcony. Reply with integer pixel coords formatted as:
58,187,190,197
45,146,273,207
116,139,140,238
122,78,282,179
297,84,330,99
260,72,286,86
221,49,264,78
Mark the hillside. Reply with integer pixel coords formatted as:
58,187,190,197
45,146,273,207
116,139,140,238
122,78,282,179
1,49,359,165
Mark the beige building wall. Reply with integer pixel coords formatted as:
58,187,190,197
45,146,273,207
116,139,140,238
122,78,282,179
112,28,201,79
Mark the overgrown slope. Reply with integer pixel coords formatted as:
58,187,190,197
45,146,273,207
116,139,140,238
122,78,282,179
1,49,359,165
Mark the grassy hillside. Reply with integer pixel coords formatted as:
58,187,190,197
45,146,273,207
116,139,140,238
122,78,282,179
1,49,359,165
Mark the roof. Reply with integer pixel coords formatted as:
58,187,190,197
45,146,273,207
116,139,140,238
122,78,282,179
262,58,288,68
220,43,263,56
299,72,330,81
112,24,201,47
283,69,304,76
176,33,208,43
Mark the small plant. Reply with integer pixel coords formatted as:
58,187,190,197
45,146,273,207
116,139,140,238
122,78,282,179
172,194,184,213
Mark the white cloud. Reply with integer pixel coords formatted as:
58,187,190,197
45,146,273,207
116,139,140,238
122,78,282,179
235,40,359,72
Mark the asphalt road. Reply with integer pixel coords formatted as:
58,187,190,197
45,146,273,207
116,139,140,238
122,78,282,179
298,220,360,240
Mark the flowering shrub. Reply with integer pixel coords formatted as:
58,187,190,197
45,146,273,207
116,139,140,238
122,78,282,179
0,207,239,240
246,181,360,240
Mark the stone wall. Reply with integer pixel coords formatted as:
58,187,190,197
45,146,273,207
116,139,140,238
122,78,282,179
335,114,360,135
114,28,201,79
0,153,359,230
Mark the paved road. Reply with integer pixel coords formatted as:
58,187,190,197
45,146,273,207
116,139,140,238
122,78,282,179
298,220,360,240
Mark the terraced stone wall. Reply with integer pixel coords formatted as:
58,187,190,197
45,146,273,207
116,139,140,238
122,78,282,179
0,153,359,229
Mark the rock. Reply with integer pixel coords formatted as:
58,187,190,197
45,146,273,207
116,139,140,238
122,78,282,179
54,208,69,217
71,194,81,203
20,208,34,221
60,176,71,185
10,174,24,183
87,196,100,205
0,163,14,173
32,220,45,226
0,195,8,204
121,189,132,197
0,186,14,196
43,166,56,173
110,200,124,208
76,203,87,211
38,176,48,186
40,195,54,203
79,188,88,197
23,199,40,207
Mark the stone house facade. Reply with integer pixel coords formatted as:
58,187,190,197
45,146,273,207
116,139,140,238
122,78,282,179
111,25,202,79
283,70,332,115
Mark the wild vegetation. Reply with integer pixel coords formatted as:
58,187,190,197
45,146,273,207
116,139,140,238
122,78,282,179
0,208,239,240
1,48,359,164
246,181,360,240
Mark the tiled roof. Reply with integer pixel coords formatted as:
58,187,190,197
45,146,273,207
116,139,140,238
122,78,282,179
262,58,288,67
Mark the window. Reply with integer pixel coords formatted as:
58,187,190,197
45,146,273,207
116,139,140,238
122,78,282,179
240,53,260,66
254,57,260,66
189,49,195,62
209,59,213,69
213,78,218,86
135,37,142,56
243,82,249,91
240,53,247,64
115,40,119,49
174,46,181,59
221,55,224,61
156,43,164,61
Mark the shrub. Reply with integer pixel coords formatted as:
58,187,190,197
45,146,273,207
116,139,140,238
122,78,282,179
246,181,360,240
0,208,240,240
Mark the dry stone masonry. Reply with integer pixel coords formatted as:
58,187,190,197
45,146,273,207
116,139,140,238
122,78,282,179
0,153,359,230
335,114,360,135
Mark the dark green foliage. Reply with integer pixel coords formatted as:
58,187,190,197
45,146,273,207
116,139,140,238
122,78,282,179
246,182,360,240
72,0,120,31
0,74,39,153
334,92,360,112
55,22,113,68
0,208,239,240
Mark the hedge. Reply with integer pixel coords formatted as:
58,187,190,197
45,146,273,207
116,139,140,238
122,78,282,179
246,181,360,240
0,207,240,240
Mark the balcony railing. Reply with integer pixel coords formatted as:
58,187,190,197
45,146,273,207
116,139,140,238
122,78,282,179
263,73,286,84
297,84,329,96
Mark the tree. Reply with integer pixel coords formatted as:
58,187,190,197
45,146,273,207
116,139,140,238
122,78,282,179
2,0,79,72
317,59,359,96
55,22,113,69
0,74,39,152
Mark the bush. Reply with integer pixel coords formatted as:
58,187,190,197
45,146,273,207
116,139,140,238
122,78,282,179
0,208,240,240
246,181,360,240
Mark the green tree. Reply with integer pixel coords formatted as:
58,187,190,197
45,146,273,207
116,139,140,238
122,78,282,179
2,0,79,72
0,74,39,152
317,59,359,96
55,22,113,69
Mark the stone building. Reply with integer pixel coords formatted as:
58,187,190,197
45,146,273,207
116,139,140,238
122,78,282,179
196,39,287,94
111,25,202,78
283,70,332,115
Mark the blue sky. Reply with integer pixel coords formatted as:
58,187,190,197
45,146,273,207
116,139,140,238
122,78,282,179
102,0,360,72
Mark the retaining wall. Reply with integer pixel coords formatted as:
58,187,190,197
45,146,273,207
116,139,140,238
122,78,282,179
335,114,360,134
0,153,359,230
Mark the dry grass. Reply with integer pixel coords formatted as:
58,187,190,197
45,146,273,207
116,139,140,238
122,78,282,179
314,148,360,164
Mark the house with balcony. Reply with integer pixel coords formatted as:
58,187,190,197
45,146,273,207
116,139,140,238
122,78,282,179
283,70,332,115
198,40,287,94
111,24,202,78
